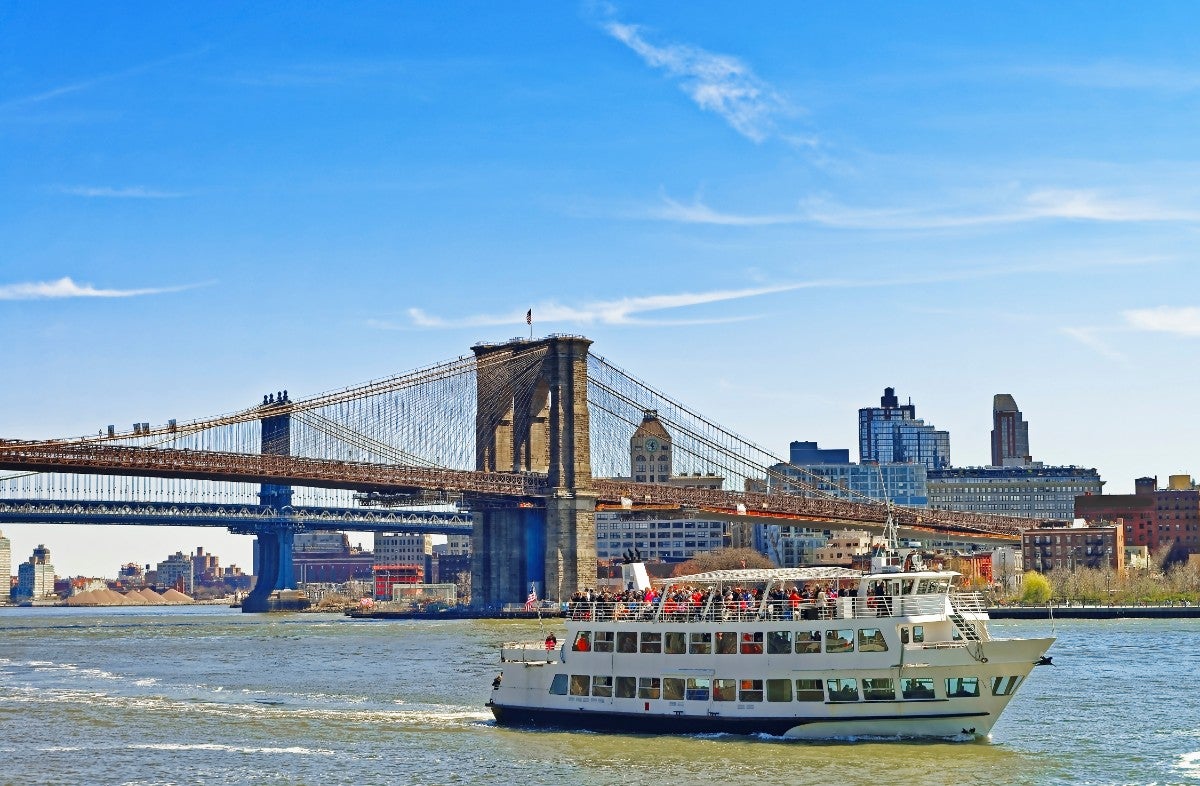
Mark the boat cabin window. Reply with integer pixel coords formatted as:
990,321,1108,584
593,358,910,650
549,673,568,695
795,631,821,654
827,678,858,702
715,631,738,655
617,632,637,653
615,676,636,698
826,629,854,654
689,632,712,655
637,677,660,699
862,677,895,701
795,678,823,702
901,678,935,699
946,677,979,698
572,632,591,652
766,679,792,702
639,632,662,654
900,625,925,644
592,676,613,697
594,631,614,653
664,632,686,655
663,677,685,701
858,628,888,652
992,675,1023,696
917,579,951,594
569,675,590,696
686,677,710,701
767,630,792,654
713,679,737,701
739,679,764,702
740,632,764,654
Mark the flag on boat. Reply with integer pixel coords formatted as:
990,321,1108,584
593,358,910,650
524,586,537,610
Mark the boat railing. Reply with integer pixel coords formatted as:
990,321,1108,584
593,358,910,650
500,643,559,663
564,593,954,624
950,592,987,615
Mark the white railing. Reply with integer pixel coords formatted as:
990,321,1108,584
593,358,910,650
500,643,559,663
564,593,955,624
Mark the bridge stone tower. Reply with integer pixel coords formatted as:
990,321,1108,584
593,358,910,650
471,336,596,607
244,393,304,613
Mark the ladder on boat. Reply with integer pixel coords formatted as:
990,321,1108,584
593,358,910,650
949,612,982,642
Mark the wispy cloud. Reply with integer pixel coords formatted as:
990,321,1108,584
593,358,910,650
56,185,187,199
602,20,788,143
1123,306,1200,337
1060,326,1126,361
379,284,813,330
0,277,201,301
642,188,1200,229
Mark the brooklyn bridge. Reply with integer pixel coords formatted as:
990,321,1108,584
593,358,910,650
0,335,1033,610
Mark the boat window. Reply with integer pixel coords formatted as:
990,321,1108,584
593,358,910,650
738,679,764,703
663,677,685,701
689,632,712,655
617,632,637,653
901,678,935,699
900,627,909,644
572,632,592,652
912,625,925,643
637,677,661,699
862,677,895,701
713,679,737,701
615,676,636,698
549,673,568,695
858,628,888,653
795,678,824,702
766,679,792,702
827,678,858,702
594,631,614,653
664,632,686,655
740,632,764,654
639,632,662,654
946,677,980,698
569,675,590,696
686,678,710,701
767,630,792,654
826,629,854,654
795,631,821,654
715,631,738,655
592,675,613,697
901,579,915,594
992,675,1024,696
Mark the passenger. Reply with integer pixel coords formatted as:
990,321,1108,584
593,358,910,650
545,633,557,651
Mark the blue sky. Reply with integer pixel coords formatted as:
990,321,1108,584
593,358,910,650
3,2,1200,577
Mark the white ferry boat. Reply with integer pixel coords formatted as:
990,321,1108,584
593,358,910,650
488,557,1053,739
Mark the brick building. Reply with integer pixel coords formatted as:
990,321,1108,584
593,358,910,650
1022,522,1124,573
1075,475,1200,556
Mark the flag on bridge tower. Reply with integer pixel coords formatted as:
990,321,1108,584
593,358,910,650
526,308,532,325
524,584,538,610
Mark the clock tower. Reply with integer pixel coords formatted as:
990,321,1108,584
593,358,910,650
630,409,673,483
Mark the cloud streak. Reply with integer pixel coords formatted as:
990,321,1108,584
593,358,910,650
57,185,187,199
603,21,787,143
642,188,1200,230
1123,306,1200,337
0,277,200,300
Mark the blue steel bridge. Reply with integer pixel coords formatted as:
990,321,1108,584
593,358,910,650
0,335,1033,611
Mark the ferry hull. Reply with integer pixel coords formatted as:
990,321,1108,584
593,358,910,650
489,702,995,740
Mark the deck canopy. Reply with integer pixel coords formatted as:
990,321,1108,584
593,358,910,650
658,567,863,586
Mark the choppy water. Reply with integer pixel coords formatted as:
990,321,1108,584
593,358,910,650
0,607,1197,786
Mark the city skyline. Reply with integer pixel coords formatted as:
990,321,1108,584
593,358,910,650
5,3,1200,575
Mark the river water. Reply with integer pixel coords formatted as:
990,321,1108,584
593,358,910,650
0,607,1196,786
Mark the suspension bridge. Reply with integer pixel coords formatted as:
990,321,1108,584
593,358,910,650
0,334,1033,610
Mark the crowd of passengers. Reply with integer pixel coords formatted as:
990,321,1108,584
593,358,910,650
566,581,894,621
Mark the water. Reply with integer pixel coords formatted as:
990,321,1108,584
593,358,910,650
0,608,1197,786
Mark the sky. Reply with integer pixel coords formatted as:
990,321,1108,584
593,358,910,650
3,2,1200,578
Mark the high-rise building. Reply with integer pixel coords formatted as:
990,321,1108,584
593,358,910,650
595,512,727,562
928,465,1103,520
15,544,56,601
1075,475,1200,555
156,551,195,593
375,533,434,577
0,529,11,597
858,387,950,470
991,394,1031,467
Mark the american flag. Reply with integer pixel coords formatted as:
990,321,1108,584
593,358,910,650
526,309,532,325
524,587,537,610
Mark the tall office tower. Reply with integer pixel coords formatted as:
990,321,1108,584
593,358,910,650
858,387,950,470
0,529,11,595
991,394,1031,467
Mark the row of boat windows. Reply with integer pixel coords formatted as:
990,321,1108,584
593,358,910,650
550,674,1024,702
570,627,922,655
